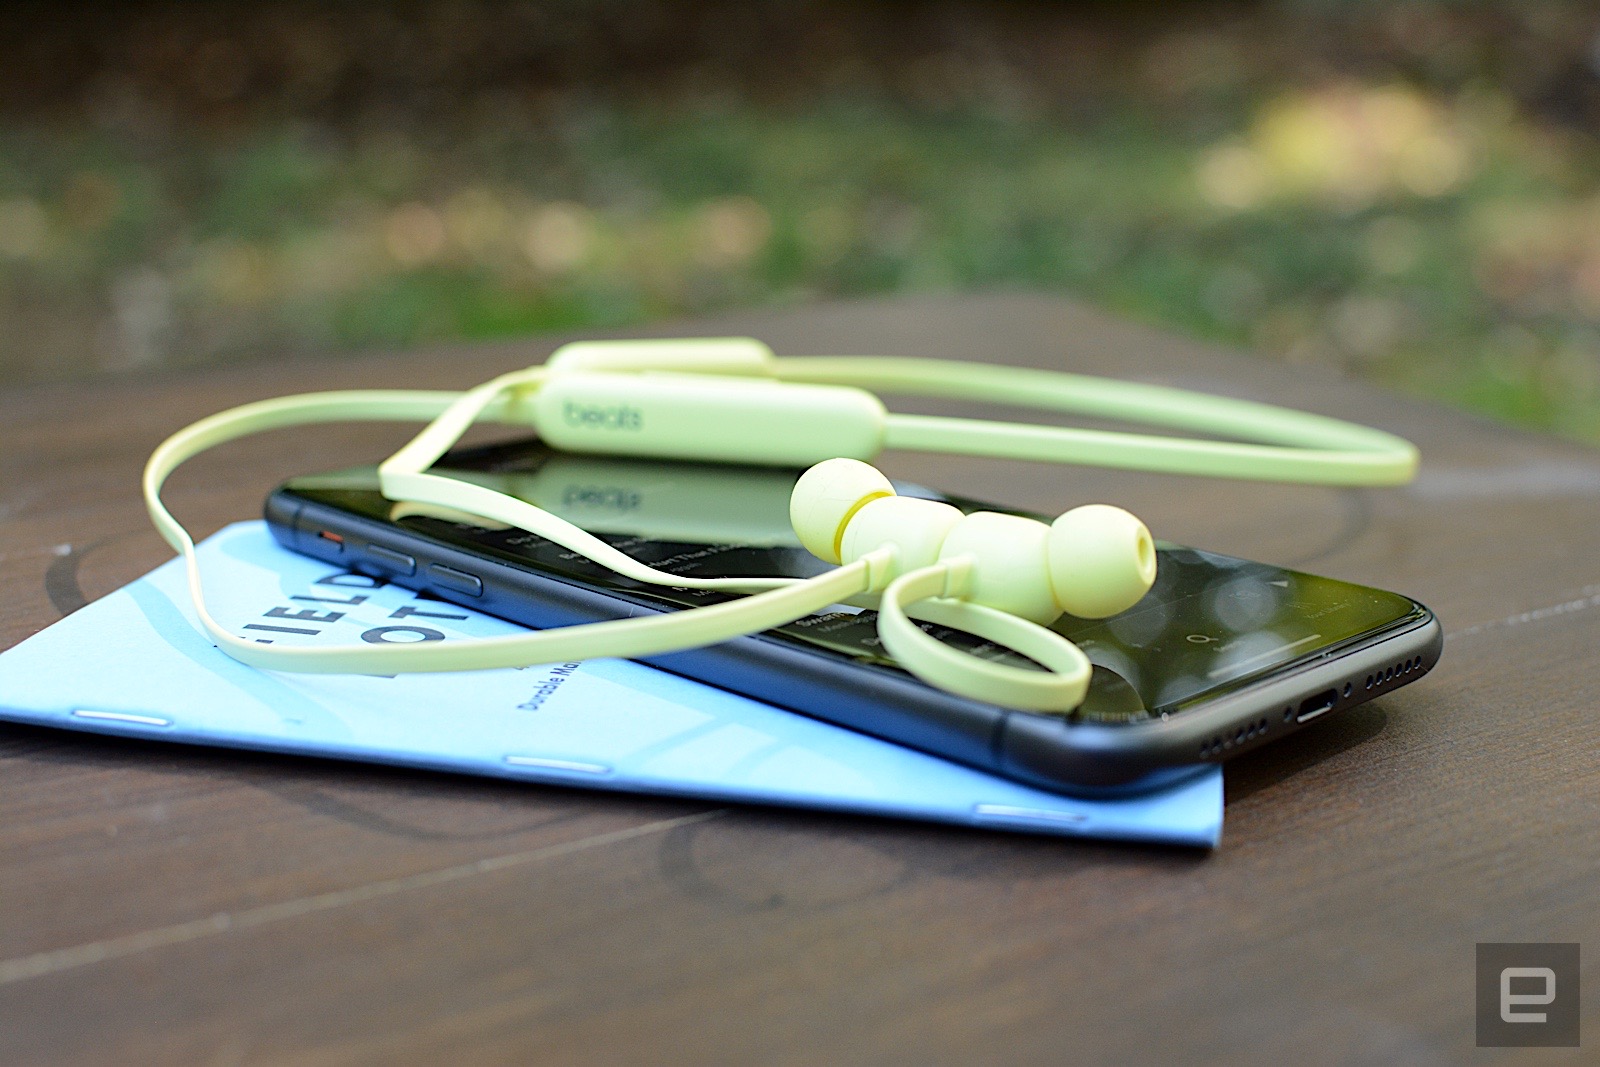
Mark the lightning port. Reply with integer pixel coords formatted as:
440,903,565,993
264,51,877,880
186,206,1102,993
1296,690,1338,723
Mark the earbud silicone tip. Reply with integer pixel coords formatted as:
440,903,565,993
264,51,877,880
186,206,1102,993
790,458,895,563
1046,504,1157,619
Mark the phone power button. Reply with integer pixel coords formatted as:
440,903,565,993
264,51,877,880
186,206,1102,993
427,564,483,597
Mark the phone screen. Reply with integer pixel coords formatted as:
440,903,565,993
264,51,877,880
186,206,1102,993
282,439,1427,725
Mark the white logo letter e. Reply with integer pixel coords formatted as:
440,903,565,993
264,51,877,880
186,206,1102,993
1500,966,1556,1023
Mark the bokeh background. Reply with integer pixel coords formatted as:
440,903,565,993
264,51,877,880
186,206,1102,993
3,0,1600,442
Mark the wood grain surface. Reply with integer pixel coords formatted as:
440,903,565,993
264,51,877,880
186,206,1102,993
2,294,1597,1065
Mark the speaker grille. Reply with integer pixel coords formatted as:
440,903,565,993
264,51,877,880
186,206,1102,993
1366,656,1423,692
1199,716,1271,759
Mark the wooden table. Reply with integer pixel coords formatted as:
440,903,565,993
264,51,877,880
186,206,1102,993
3,294,1597,1065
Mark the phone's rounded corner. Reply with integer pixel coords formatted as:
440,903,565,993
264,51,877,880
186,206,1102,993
994,711,1206,795
1418,605,1444,651
1387,601,1444,677
262,488,303,550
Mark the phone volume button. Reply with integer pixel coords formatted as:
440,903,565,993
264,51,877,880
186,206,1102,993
428,564,483,597
364,544,417,576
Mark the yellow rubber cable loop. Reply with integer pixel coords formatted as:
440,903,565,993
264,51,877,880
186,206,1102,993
878,560,1093,712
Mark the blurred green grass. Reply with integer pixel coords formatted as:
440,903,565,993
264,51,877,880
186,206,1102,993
2,1,1599,444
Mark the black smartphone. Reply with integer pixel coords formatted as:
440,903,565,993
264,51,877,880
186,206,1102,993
264,438,1441,795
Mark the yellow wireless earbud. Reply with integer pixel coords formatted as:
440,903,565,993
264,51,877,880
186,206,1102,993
790,458,1156,710
791,458,1154,623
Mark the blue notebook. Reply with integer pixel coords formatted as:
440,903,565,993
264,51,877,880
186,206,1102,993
0,523,1222,846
